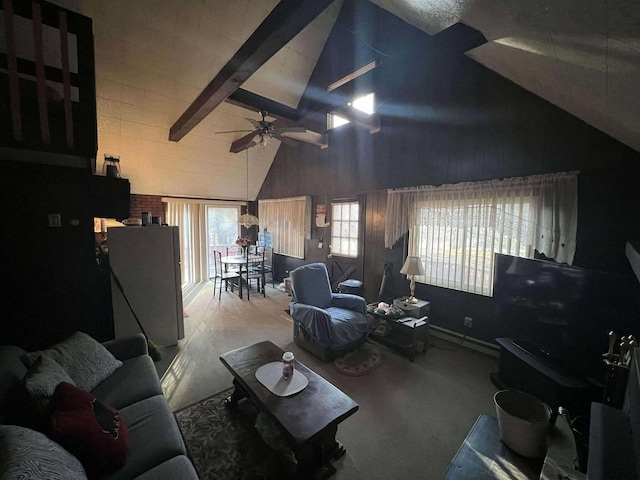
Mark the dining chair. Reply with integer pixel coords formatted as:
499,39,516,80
225,245,242,272
242,254,265,300
261,246,275,288
211,250,240,300
251,246,274,288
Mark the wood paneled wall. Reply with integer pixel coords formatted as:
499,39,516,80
259,0,640,345
1,160,128,349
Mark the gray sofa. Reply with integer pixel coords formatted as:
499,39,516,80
0,333,198,479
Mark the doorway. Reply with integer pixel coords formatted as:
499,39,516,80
328,199,364,290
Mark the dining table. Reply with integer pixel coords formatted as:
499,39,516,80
220,254,264,299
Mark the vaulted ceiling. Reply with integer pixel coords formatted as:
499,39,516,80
54,0,640,200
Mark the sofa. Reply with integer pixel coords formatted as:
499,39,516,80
0,332,198,479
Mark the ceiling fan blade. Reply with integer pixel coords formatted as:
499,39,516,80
230,130,260,153
275,127,307,134
230,140,257,153
245,118,262,128
274,133,298,147
215,129,255,134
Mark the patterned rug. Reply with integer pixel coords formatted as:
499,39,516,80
333,342,383,376
174,389,294,480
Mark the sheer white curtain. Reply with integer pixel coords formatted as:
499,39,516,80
258,197,311,259
386,172,578,296
165,200,207,284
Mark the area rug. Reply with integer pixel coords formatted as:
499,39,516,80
174,389,294,480
334,342,383,376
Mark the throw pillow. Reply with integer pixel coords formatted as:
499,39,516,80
0,424,88,479
22,355,76,420
48,382,128,477
28,331,123,391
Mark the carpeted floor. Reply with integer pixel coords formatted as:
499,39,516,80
333,342,383,376
175,389,296,480
163,281,501,479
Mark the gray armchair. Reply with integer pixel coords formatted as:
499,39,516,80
289,263,369,361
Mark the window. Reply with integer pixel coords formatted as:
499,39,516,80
330,202,359,257
258,197,311,259
328,93,375,130
385,172,578,296
410,200,533,296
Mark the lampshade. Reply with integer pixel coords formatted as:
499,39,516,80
400,256,425,276
238,213,260,228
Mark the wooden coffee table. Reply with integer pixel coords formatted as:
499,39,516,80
219,341,359,479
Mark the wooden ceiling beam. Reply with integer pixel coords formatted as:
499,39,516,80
281,130,329,149
169,0,336,142
225,89,299,122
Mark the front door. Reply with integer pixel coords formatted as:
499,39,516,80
327,197,364,291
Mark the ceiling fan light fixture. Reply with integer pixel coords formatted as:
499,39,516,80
219,111,307,153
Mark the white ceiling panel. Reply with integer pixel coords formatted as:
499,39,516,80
48,0,340,199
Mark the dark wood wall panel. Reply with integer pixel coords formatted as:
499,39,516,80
362,190,387,301
259,0,640,344
1,160,131,349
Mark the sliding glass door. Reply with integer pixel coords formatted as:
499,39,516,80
206,205,240,277
166,200,241,284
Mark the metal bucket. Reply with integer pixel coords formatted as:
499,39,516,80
494,390,552,458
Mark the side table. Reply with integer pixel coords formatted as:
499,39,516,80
394,296,430,318
369,315,429,361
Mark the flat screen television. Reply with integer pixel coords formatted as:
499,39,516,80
493,253,640,384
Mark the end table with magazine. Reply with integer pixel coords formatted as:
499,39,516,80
368,297,430,361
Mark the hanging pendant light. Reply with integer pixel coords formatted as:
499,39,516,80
238,148,260,228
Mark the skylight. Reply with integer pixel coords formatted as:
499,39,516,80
351,93,375,114
328,93,375,130
326,60,377,130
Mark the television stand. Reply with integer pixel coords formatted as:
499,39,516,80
509,339,581,378
492,338,600,419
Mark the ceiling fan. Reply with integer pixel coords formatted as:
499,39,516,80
216,111,306,153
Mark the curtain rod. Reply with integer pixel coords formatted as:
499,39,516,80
388,171,580,194
259,196,310,203
161,197,245,205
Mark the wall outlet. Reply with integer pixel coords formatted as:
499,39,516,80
464,316,473,328
48,213,61,227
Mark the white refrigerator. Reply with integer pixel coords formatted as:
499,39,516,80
108,226,184,347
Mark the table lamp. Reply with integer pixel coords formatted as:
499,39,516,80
400,256,425,304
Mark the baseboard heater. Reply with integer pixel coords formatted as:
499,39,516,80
429,324,500,358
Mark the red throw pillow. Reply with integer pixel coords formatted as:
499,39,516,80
49,382,128,477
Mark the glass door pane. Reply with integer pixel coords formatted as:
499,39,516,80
206,206,240,277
